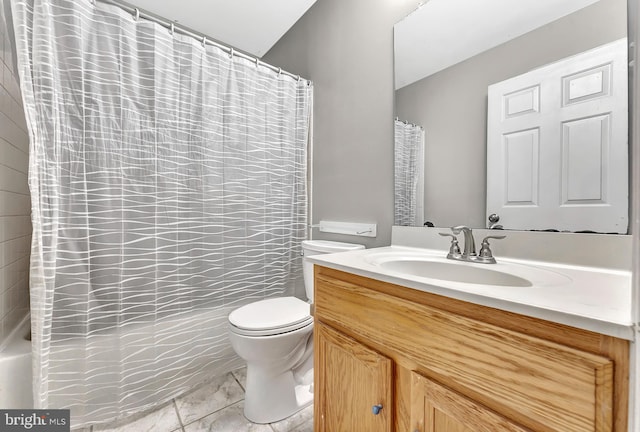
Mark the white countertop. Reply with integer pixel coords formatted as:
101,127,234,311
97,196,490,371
308,245,634,340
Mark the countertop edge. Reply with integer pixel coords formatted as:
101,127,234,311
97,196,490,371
309,256,634,341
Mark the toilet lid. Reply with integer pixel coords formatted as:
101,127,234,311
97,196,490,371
228,297,311,332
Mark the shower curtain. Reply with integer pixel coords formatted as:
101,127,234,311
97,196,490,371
394,120,424,226
8,0,312,426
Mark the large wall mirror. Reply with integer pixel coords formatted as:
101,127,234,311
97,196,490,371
393,0,630,233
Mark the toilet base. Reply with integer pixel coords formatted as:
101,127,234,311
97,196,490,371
243,367,314,424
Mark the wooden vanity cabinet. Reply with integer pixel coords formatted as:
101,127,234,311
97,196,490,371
315,322,393,432
313,266,629,432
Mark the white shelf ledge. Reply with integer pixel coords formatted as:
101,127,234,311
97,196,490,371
316,220,377,237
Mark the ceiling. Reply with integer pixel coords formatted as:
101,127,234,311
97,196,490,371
394,0,602,89
124,0,317,57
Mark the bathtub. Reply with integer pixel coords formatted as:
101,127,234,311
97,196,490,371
0,304,251,428
7,305,244,427
0,313,33,408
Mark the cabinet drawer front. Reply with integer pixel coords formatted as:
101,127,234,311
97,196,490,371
315,271,613,432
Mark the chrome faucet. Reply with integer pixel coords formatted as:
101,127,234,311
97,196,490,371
439,226,505,264
451,225,476,258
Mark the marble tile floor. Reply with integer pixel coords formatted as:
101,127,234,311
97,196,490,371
79,368,313,432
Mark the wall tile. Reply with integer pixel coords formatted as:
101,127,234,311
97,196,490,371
0,138,28,169
0,34,30,337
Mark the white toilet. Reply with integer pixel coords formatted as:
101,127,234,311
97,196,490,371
227,240,365,424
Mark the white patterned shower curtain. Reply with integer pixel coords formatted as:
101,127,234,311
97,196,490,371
394,120,424,226
8,0,312,426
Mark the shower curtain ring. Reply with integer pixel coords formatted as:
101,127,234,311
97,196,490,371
202,36,207,47
229,48,234,59
170,22,175,35
133,8,140,21
277,68,282,76
255,58,260,68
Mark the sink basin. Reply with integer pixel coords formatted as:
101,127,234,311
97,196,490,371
379,259,532,287
362,250,572,288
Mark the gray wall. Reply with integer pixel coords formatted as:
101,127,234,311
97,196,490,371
396,0,627,229
263,0,417,247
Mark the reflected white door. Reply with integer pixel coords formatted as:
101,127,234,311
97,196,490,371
486,38,628,233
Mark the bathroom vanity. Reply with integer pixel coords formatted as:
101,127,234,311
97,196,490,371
309,229,632,432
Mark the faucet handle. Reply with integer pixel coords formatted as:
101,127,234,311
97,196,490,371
439,233,461,258
477,235,506,264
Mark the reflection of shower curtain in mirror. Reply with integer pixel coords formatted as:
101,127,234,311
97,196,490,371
9,0,312,427
394,120,424,226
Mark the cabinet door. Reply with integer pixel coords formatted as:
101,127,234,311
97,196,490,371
410,372,530,432
315,322,392,432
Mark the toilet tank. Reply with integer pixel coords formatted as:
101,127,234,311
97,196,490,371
301,240,365,303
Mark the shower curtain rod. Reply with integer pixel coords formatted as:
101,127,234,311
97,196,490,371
96,0,311,85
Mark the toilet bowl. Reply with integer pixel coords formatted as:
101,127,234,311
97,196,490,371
227,240,365,424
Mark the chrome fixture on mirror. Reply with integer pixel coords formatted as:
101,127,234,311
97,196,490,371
487,213,503,230
439,226,505,264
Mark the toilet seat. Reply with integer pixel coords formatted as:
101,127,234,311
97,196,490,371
229,297,312,337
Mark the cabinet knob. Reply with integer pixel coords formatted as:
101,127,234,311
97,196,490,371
372,404,383,415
